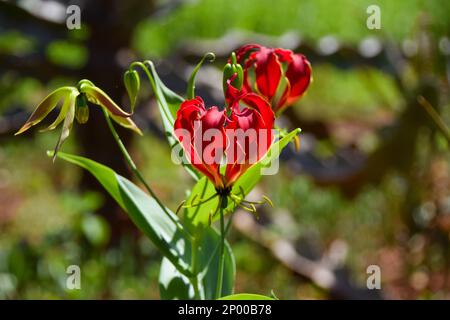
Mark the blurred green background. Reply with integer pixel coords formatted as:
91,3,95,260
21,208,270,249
0,0,449,299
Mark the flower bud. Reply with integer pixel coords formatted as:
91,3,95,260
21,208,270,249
75,94,89,124
223,52,243,92
123,69,140,112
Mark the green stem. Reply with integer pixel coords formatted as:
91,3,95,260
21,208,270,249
418,96,450,143
101,108,188,236
190,237,201,300
215,197,226,299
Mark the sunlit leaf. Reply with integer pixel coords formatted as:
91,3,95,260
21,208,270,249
219,293,274,300
51,151,194,277
146,61,200,180
159,228,235,299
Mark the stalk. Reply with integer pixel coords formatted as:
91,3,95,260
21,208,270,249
102,108,188,236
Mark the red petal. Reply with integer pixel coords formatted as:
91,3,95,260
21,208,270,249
284,54,311,105
234,44,262,63
274,48,293,62
255,49,282,101
174,97,226,188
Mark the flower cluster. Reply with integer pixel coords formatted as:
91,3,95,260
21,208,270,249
174,44,311,192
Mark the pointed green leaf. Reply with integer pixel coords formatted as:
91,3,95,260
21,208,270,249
145,61,200,180
159,228,235,300
219,293,274,300
51,151,194,277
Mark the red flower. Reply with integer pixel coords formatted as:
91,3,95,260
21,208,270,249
234,44,312,114
174,84,274,191
174,97,227,189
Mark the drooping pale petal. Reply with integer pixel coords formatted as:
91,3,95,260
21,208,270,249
39,89,76,132
15,87,76,135
53,90,77,161
109,113,143,135
80,84,132,117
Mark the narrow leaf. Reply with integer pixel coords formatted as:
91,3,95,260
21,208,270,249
159,228,235,299
219,293,274,300
146,61,200,180
51,151,194,277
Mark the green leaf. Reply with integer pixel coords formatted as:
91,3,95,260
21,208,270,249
146,61,200,180
159,257,194,299
52,151,194,277
186,52,215,99
159,228,235,300
219,293,274,300
146,61,183,136
185,129,301,229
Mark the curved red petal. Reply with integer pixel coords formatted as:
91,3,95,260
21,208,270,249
284,54,312,105
255,49,282,101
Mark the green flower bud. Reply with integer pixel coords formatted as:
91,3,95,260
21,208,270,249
233,63,244,91
222,63,234,93
124,69,140,112
223,52,244,93
75,94,89,124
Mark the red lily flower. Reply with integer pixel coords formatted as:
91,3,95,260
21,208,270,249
234,44,312,114
174,83,274,192
174,97,227,189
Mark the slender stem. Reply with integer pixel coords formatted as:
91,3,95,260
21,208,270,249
190,237,201,300
215,197,226,299
418,95,450,143
101,108,188,235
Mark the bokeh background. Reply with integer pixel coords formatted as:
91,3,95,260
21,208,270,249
0,0,449,299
